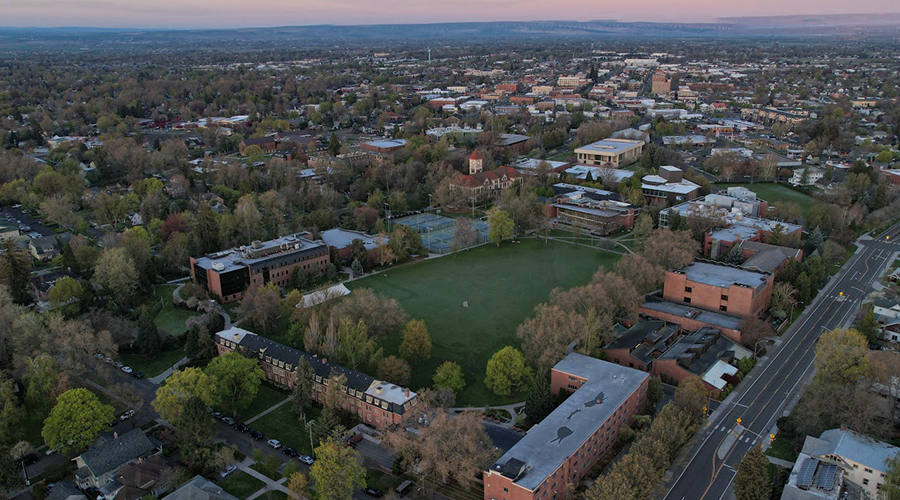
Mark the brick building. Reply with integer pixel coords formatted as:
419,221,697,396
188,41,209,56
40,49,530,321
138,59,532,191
239,136,277,155
651,71,672,95
190,234,329,303
449,151,523,200
215,327,418,429
360,139,408,154
484,354,648,500
662,261,774,319
640,166,701,207
574,139,645,167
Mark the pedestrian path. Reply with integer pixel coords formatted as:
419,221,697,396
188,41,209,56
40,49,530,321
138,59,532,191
149,356,189,384
245,397,291,424
237,460,293,500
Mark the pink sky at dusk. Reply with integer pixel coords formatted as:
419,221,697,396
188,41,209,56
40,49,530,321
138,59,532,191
4,0,900,29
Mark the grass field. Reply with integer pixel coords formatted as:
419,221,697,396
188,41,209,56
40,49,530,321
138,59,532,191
348,238,621,406
766,433,799,462
218,471,265,500
151,285,201,336
713,183,817,213
120,341,186,377
250,405,321,456
239,383,289,421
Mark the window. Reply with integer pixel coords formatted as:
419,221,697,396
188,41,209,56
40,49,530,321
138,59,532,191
719,305,728,312
863,479,869,486
684,297,691,303
721,294,728,301
685,286,692,293
865,468,873,474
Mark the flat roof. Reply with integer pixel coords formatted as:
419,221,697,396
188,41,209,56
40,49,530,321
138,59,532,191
641,299,744,330
364,139,408,149
574,138,645,155
489,354,648,491
678,261,769,290
320,228,379,250
193,233,325,274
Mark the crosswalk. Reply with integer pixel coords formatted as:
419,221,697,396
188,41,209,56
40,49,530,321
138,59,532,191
709,425,759,445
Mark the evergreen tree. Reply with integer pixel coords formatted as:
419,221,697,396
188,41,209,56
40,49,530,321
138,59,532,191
60,242,79,275
1,239,30,305
872,183,888,211
524,375,554,426
350,258,364,277
328,133,341,156
805,226,825,253
724,244,745,264
135,308,163,358
733,446,772,500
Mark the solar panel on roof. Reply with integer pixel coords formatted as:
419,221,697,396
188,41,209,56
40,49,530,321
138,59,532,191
797,458,818,488
817,464,838,490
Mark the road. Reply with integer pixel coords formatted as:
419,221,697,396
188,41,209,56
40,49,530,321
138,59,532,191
662,227,900,500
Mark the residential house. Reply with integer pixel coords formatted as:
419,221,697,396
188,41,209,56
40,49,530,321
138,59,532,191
29,233,73,261
73,430,162,490
163,476,240,500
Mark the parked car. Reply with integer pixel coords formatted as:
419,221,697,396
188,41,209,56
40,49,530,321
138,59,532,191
267,439,282,449
222,417,236,426
212,412,223,420
219,465,237,478
119,410,135,421
121,366,133,375
130,371,144,379
249,430,264,440
364,488,383,498
235,423,250,433
113,361,124,368
94,353,105,360
298,455,314,465
282,447,298,458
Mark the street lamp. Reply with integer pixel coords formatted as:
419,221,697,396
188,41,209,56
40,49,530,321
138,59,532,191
306,419,316,458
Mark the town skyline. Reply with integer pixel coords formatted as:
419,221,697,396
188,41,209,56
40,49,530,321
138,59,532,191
4,0,900,29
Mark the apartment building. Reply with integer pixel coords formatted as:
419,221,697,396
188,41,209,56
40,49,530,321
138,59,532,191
190,234,329,303
215,327,418,429
484,354,648,500
574,139,645,167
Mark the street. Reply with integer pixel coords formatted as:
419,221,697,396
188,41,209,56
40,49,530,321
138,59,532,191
661,226,900,500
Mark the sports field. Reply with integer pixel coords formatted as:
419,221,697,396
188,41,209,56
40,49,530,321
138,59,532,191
348,238,621,406
714,182,817,213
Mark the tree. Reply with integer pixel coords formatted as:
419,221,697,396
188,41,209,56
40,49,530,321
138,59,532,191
290,359,315,416
856,304,880,343
518,304,588,373
309,440,366,500
331,288,407,340
176,396,216,452
739,318,774,350
399,319,432,362
240,283,282,335
485,346,533,396
733,446,772,500
152,367,217,423
48,276,84,317
287,471,308,499
640,228,697,270
524,375,554,426
0,239,30,305
92,247,139,301
723,244,745,264
632,213,654,249
42,388,115,454
487,207,514,246
769,282,797,320
673,376,708,423
22,354,64,417
135,307,163,358
328,133,341,156
206,352,265,417
234,195,264,242
453,217,480,251
884,455,900,500
377,356,411,386
350,258,364,277
432,361,466,394
337,318,375,370
0,376,24,445
647,376,664,412
814,328,870,386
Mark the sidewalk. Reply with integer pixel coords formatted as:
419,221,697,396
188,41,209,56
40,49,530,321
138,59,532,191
236,460,293,500
245,397,291,424
149,356,189,385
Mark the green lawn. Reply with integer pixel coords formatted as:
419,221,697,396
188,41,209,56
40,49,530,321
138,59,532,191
218,471,265,500
151,284,200,336
250,405,321,456
348,238,621,405
254,492,288,500
240,383,289,421
713,183,817,213
120,340,186,378
367,469,403,492
766,433,799,463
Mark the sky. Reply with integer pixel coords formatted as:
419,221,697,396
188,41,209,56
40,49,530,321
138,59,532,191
3,0,900,29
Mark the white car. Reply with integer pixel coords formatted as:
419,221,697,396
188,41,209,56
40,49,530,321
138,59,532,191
298,455,314,466
119,410,135,421
266,439,282,449
219,465,237,478
121,366,133,374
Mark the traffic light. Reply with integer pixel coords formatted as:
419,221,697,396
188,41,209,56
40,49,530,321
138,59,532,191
770,433,776,441
736,418,742,425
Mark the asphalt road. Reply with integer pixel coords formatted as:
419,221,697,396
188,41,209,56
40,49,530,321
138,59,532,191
662,227,900,500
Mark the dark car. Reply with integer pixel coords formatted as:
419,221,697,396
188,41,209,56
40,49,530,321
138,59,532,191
235,423,250,433
282,447,298,458
130,371,144,379
364,488,383,498
249,430,264,440
212,411,223,420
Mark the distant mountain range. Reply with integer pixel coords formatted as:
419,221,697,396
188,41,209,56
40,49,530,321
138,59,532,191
1,14,898,52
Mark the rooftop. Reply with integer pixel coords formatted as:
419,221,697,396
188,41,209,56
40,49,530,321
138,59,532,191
77,430,158,478
676,261,770,291
489,354,648,491
320,228,379,251
193,233,326,274
574,138,645,155
804,429,900,473
640,298,744,331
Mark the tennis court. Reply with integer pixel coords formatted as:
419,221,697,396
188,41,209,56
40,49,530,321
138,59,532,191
394,213,489,254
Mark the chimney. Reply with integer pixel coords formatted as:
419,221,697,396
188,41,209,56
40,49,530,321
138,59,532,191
404,388,410,398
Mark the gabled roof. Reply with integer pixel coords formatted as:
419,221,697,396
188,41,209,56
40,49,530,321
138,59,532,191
453,166,522,187
469,149,482,160
804,429,900,473
163,476,240,500
76,430,158,478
